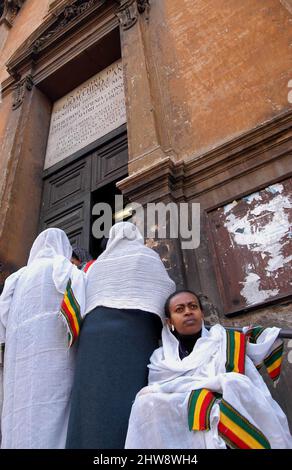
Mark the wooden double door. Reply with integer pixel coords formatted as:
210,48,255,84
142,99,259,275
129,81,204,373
39,127,128,254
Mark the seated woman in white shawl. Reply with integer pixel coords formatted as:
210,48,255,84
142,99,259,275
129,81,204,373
65,221,176,449
0,228,86,448
125,290,292,449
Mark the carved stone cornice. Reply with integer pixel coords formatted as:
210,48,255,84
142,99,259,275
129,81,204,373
117,110,292,208
32,0,106,53
12,74,33,110
0,0,25,28
117,156,183,204
6,0,108,79
115,0,150,30
183,109,292,204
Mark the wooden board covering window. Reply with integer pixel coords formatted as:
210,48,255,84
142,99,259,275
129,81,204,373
208,178,292,315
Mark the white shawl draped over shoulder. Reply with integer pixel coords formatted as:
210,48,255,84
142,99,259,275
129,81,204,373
85,222,176,318
0,228,86,448
125,323,292,449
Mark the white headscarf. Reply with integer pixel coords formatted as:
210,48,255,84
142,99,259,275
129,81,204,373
85,222,176,318
27,227,72,265
0,228,75,338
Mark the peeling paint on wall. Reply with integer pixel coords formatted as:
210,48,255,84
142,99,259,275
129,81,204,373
224,200,238,213
224,183,292,306
209,179,292,313
240,272,279,305
242,192,262,205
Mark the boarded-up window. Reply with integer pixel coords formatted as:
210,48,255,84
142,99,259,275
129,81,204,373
208,178,292,315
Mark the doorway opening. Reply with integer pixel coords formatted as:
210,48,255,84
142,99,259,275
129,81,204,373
90,180,131,259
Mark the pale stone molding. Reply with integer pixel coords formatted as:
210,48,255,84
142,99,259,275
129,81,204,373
115,0,150,30
12,74,33,110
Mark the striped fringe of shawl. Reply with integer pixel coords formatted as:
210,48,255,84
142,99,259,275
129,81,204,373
82,260,95,273
60,278,82,347
225,329,246,374
218,399,271,449
245,326,284,384
188,389,219,431
188,390,271,449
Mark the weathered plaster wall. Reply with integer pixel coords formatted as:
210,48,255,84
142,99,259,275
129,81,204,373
0,86,51,285
0,93,12,193
0,0,52,228
140,0,292,164
280,0,292,14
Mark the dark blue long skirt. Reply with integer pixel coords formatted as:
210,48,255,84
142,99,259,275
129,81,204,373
66,306,162,449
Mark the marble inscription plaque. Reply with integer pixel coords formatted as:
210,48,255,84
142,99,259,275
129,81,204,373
44,60,126,169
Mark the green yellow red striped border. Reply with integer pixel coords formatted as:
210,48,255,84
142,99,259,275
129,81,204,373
264,342,283,382
245,326,265,344
218,399,271,449
60,278,82,347
225,330,246,374
188,389,218,431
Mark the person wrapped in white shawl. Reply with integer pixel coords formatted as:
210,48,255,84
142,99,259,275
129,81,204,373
66,222,176,449
125,290,292,449
0,228,86,448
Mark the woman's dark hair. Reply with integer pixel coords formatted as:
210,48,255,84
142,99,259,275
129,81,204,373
100,237,108,252
164,289,203,318
72,247,93,263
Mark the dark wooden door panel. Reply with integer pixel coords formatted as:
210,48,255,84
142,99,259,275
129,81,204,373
39,129,128,252
40,198,91,251
41,158,91,214
91,130,128,190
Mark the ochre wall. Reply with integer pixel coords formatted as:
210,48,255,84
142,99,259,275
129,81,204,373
2,1,292,186
0,87,51,280
0,0,51,82
0,0,53,279
0,94,12,191
141,0,292,163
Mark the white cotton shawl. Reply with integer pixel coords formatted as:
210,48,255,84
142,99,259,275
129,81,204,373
85,222,176,318
125,323,292,449
0,228,86,449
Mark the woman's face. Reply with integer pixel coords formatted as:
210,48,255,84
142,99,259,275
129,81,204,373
167,292,204,336
71,256,81,267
